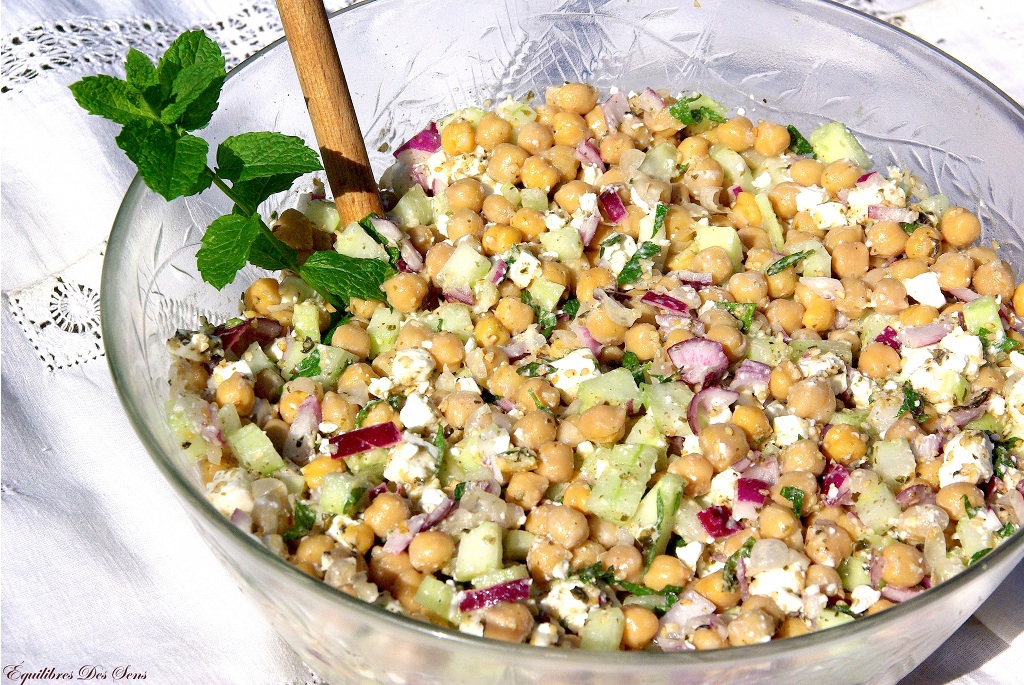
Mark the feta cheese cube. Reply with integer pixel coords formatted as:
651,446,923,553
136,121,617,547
206,467,254,517
508,250,541,288
773,415,812,448
939,430,994,487
547,348,601,401
391,348,436,386
399,392,438,431
708,468,740,506
902,272,946,309
849,584,881,614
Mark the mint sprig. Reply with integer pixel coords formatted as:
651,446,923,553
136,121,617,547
71,30,393,311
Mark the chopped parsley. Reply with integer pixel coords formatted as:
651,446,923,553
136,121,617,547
291,347,322,378
978,326,1019,355
282,501,316,541
962,494,983,520
780,486,806,518
668,95,727,126
786,125,815,156
354,395,403,428
896,382,928,423
562,298,581,320
528,388,553,414
520,289,558,337
652,203,669,237
621,351,649,385
576,562,617,585
517,360,552,377
722,536,756,592
618,241,661,286
900,222,921,236
990,435,1020,478
717,301,756,332
997,522,1016,539
358,214,402,266
599,233,623,258
433,426,447,466
453,482,468,501
968,548,992,566
766,249,812,276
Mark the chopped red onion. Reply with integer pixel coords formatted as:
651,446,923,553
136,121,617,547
728,185,742,200
456,578,531,612
856,171,883,187
641,291,690,314
881,586,923,603
911,434,944,461
742,456,781,486
489,260,508,285
501,339,531,362
949,288,981,303
599,188,628,224
697,506,741,538
898,322,952,348
736,478,770,505
443,287,476,305
870,553,884,588
601,91,630,132
215,317,284,358
668,337,729,387
369,217,405,243
495,397,516,413
571,322,603,356
799,277,844,301
577,214,600,247
947,403,987,428
394,122,441,156
654,591,718,651
868,204,918,224
283,394,322,465
230,508,253,533
895,484,937,509
834,311,851,330
671,270,714,288
593,288,640,327
729,360,772,394
875,326,901,352
575,139,606,170
836,188,851,205
329,422,402,459
821,462,853,506
382,496,456,554
636,87,666,113
687,387,739,435
410,164,433,195
367,481,403,502
399,240,424,272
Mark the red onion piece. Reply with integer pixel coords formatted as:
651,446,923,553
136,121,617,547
736,478,770,505
490,260,508,285
601,91,630,132
495,397,516,413
671,270,714,288
654,591,718,652
870,553,884,588
367,481,403,502
949,287,981,303
668,337,729,387
409,164,433,195
599,188,628,224
697,506,741,538
742,456,781,486
875,326,901,352
729,360,772,394
399,240,424,272
329,422,402,459
571,322,603,356
230,508,253,533
729,185,742,200
911,434,944,461
501,338,531,362
456,578,531,612
948,404,987,428
895,484,937,509
369,217,405,243
215,317,284,358
394,122,441,156
898,322,952,348
881,586,923,603
641,291,690,314
383,496,456,554
636,87,666,113
575,139,606,170
283,394,322,464
821,462,853,506
443,287,476,305
868,204,918,224
856,172,882,186
578,213,600,247
799,277,844,301
687,387,739,435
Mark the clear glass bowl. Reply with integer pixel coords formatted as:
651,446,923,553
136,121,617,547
102,0,1024,682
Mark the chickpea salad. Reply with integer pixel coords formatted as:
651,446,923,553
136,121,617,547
167,83,1024,652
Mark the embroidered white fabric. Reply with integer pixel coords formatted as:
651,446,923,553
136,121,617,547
1,0,1021,683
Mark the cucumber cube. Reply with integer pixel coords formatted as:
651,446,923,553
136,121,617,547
580,607,625,651
520,188,549,211
855,482,901,534
292,301,322,344
414,576,457,623
227,424,286,475
454,522,504,581
587,444,659,524
538,226,584,263
391,185,434,228
367,306,402,358
964,295,1003,341
809,121,873,169
578,368,641,411
320,472,366,515
334,222,390,262
527,277,565,312
643,381,695,437
755,192,784,251
305,199,341,233
709,146,754,192
639,142,680,182
870,439,916,488
695,224,743,271
436,242,493,290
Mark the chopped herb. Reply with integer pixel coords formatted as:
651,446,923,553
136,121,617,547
998,522,1016,539
291,347,322,378
435,319,444,333
343,486,366,516
576,562,617,585
517,360,552,377
354,395,403,428
453,482,467,501
668,95,727,126
766,249,813,276
833,602,856,617
282,501,316,541
900,222,921,235
786,125,814,156
652,372,677,383
722,536,756,592
780,485,806,518
643,492,667,571
528,388,553,414
433,426,447,466
896,382,928,423
978,326,1019,355
990,435,1020,478
617,241,661,286
599,233,623,258
562,298,581,320
520,290,558,337
968,548,992,566
677,162,690,176
717,301,756,332
621,351,649,385
652,203,669,237
962,494,983,519
358,213,402,266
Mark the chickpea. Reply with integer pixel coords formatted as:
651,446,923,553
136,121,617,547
537,442,575,484
880,542,926,588
790,158,825,187
900,304,940,328
382,273,429,314
440,391,484,429
622,323,660,361
678,135,710,159
363,493,410,538
754,120,791,157
832,242,870,278
441,119,475,155
517,122,555,155
940,206,983,247
551,110,589,147
338,362,377,390
786,378,836,423
904,225,941,264
668,454,715,497
600,133,635,165
599,544,644,583
716,116,756,152
408,530,456,574
446,178,486,214
515,378,561,413
706,324,748,363
543,145,582,183
545,504,590,549
936,483,985,521
474,314,510,347
216,373,255,415
806,564,843,596
837,277,871,318
873,278,908,314
825,225,864,253
728,271,768,304
781,439,826,475
778,617,812,639
553,180,594,215
644,555,693,591
482,193,515,226
622,605,660,650
768,361,802,401
728,609,777,646
495,297,536,335
586,308,629,346
426,332,464,370
802,295,836,332
513,410,558,450
321,392,358,431
759,504,801,540
732,405,772,447
330,323,371,359
576,267,614,302
804,520,855,567
506,472,550,511
768,182,802,220
362,400,400,428
475,112,512,151
692,569,742,611
694,246,736,285
527,538,572,583
973,259,1015,300
692,627,728,650
521,155,560,193
766,299,806,335
447,208,485,241
482,602,534,644
820,160,862,197
572,540,605,571
293,534,335,567
771,471,819,515
821,424,869,466
244,277,282,315
482,225,524,256
487,143,530,184
423,243,455,283
966,245,999,266
857,341,901,379
578,404,628,444
554,83,599,115
889,258,929,281
699,423,751,473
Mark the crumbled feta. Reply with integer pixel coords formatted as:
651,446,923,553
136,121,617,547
581,164,603,186
708,468,741,507
773,415,813,448
418,487,448,514
796,350,849,394
368,376,394,398
458,610,486,637
399,392,438,431
540,579,601,632
847,370,875,408
675,541,704,571
900,329,983,410
508,249,542,288
206,467,255,517
391,348,436,386
529,622,561,647
545,212,567,231
455,376,482,394
547,349,601,401
578,192,598,215
796,186,846,229
849,584,881,614
802,584,828,620
601,233,638,276
210,360,253,389
902,272,946,309
939,430,993,487
681,434,702,455
748,561,807,615
383,438,439,488
845,178,907,224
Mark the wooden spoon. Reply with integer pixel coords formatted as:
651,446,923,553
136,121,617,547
275,0,383,223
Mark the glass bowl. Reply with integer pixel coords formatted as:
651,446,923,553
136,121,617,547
102,0,1024,682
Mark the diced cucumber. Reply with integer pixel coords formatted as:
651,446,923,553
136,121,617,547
643,381,695,437
694,224,743,271
431,193,450,220
521,188,549,211
470,564,530,589
334,221,390,261
816,608,856,629
436,242,493,290
859,312,897,351
453,522,504,581
344,448,388,485
496,99,537,129
709,146,754,192
527,277,565,312
497,182,522,208
422,302,475,341
855,482,901,534
539,226,584,263
837,551,872,592
292,301,322,344
305,199,341,233
639,142,680,182
367,306,402,358
788,239,831,277
227,424,286,475
275,467,307,495
627,473,684,559
217,403,242,438
503,530,535,562
918,193,950,221
625,413,668,452
956,517,995,559
673,496,710,544
580,607,625,651
414,575,457,623
586,444,659,524
281,343,356,385
281,276,316,304
809,121,873,169
578,367,641,411
831,408,871,432
789,339,854,365
747,334,790,367
686,94,727,120
391,185,434,228
241,341,274,376
166,396,218,463
441,437,489,484
459,107,486,126
755,192,784,252
870,439,916,488
964,295,1003,341
966,413,1004,433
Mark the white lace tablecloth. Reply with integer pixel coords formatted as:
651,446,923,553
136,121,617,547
2,1,1022,683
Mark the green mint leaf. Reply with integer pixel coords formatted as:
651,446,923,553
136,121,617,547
247,231,300,271
766,249,812,276
962,494,982,520
717,301,756,332
617,241,661,286
575,562,617,585
299,250,395,309
896,382,927,423
1000,337,1021,354
787,125,814,155
359,214,403,266
562,298,580,320
520,290,558,338
282,501,316,541
517,361,551,377
292,348,323,378
453,482,467,501
229,174,305,212
433,426,448,467
968,548,992,566
696,107,727,124
157,30,225,91
217,132,323,183
722,535,756,591
115,120,211,200
196,212,262,289
599,233,622,259
998,522,1016,539
652,203,668,236
621,351,649,385
160,60,225,131
780,486,805,518
124,48,168,112
900,222,921,236
69,75,153,126
667,95,701,125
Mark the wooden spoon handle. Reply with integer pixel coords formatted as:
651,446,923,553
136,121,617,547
275,0,383,223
